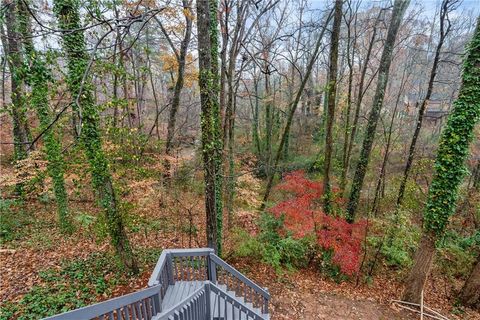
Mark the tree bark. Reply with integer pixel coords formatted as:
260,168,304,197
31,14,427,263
2,0,30,163
340,3,357,192
371,63,409,215
460,252,480,309
197,0,223,254
346,0,410,221
165,0,193,155
402,232,437,303
17,0,72,232
342,8,383,195
54,0,137,272
396,0,453,207
403,17,480,303
323,0,343,214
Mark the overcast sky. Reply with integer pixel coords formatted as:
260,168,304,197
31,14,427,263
309,0,480,18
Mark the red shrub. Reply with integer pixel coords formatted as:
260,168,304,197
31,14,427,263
270,170,366,275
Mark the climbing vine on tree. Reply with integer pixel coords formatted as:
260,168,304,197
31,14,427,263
16,0,72,232
403,17,480,303
53,0,138,272
196,0,224,255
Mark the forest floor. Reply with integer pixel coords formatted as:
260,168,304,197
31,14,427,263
1,146,479,320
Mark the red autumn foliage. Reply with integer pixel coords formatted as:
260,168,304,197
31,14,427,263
270,170,366,275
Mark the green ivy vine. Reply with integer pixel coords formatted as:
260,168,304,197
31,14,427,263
423,19,480,236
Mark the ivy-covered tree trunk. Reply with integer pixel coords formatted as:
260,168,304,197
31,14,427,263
396,0,452,207
1,0,31,185
17,0,72,232
53,0,137,272
346,0,409,221
402,18,480,303
197,0,223,254
323,0,342,214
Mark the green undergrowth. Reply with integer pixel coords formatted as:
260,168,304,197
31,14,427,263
233,213,313,274
0,248,163,320
0,199,32,244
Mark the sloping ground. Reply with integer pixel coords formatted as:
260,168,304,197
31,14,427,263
1,153,479,319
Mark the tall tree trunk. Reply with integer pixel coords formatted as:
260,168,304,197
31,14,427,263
402,232,437,303
473,161,480,191
403,18,480,303
223,0,249,228
340,4,357,192
346,0,410,222
396,0,453,207
371,63,410,215
252,76,261,157
261,8,334,209
264,67,273,176
323,0,343,214
2,0,30,166
460,251,480,309
53,0,137,272
17,0,72,232
343,9,383,195
164,0,193,155
197,0,223,254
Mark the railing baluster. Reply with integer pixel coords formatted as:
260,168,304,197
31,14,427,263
224,292,227,320
141,299,148,319
186,256,191,281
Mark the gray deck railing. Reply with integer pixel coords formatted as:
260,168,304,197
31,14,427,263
153,286,207,320
43,285,162,320
153,282,265,320
148,248,270,314
210,283,265,320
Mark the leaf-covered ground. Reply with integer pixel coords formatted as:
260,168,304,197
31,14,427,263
1,152,479,319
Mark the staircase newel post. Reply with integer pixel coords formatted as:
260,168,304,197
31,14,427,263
205,283,211,319
207,253,217,283
166,252,175,285
263,288,269,314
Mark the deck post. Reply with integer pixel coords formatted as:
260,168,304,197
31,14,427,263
166,252,175,285
207,253,217,283
153,291,162,313
205,283,211,319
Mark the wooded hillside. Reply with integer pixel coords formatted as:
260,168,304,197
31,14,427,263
1,0,479,319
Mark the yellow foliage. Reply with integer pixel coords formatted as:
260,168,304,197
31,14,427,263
161,53,198,88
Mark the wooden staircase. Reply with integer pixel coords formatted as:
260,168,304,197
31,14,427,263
44,248,270,320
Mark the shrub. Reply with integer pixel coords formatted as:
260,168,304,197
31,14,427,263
0,199,30,243
437,230,478,279
368,211,421,269
233,216,312,273
270,170,366,276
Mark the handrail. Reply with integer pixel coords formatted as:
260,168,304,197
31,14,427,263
210,253,270,300
43,285,161,320
148,250,170,286
153,286,206,320
209,282,266,320
154,282,266,320
148,248,214,286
